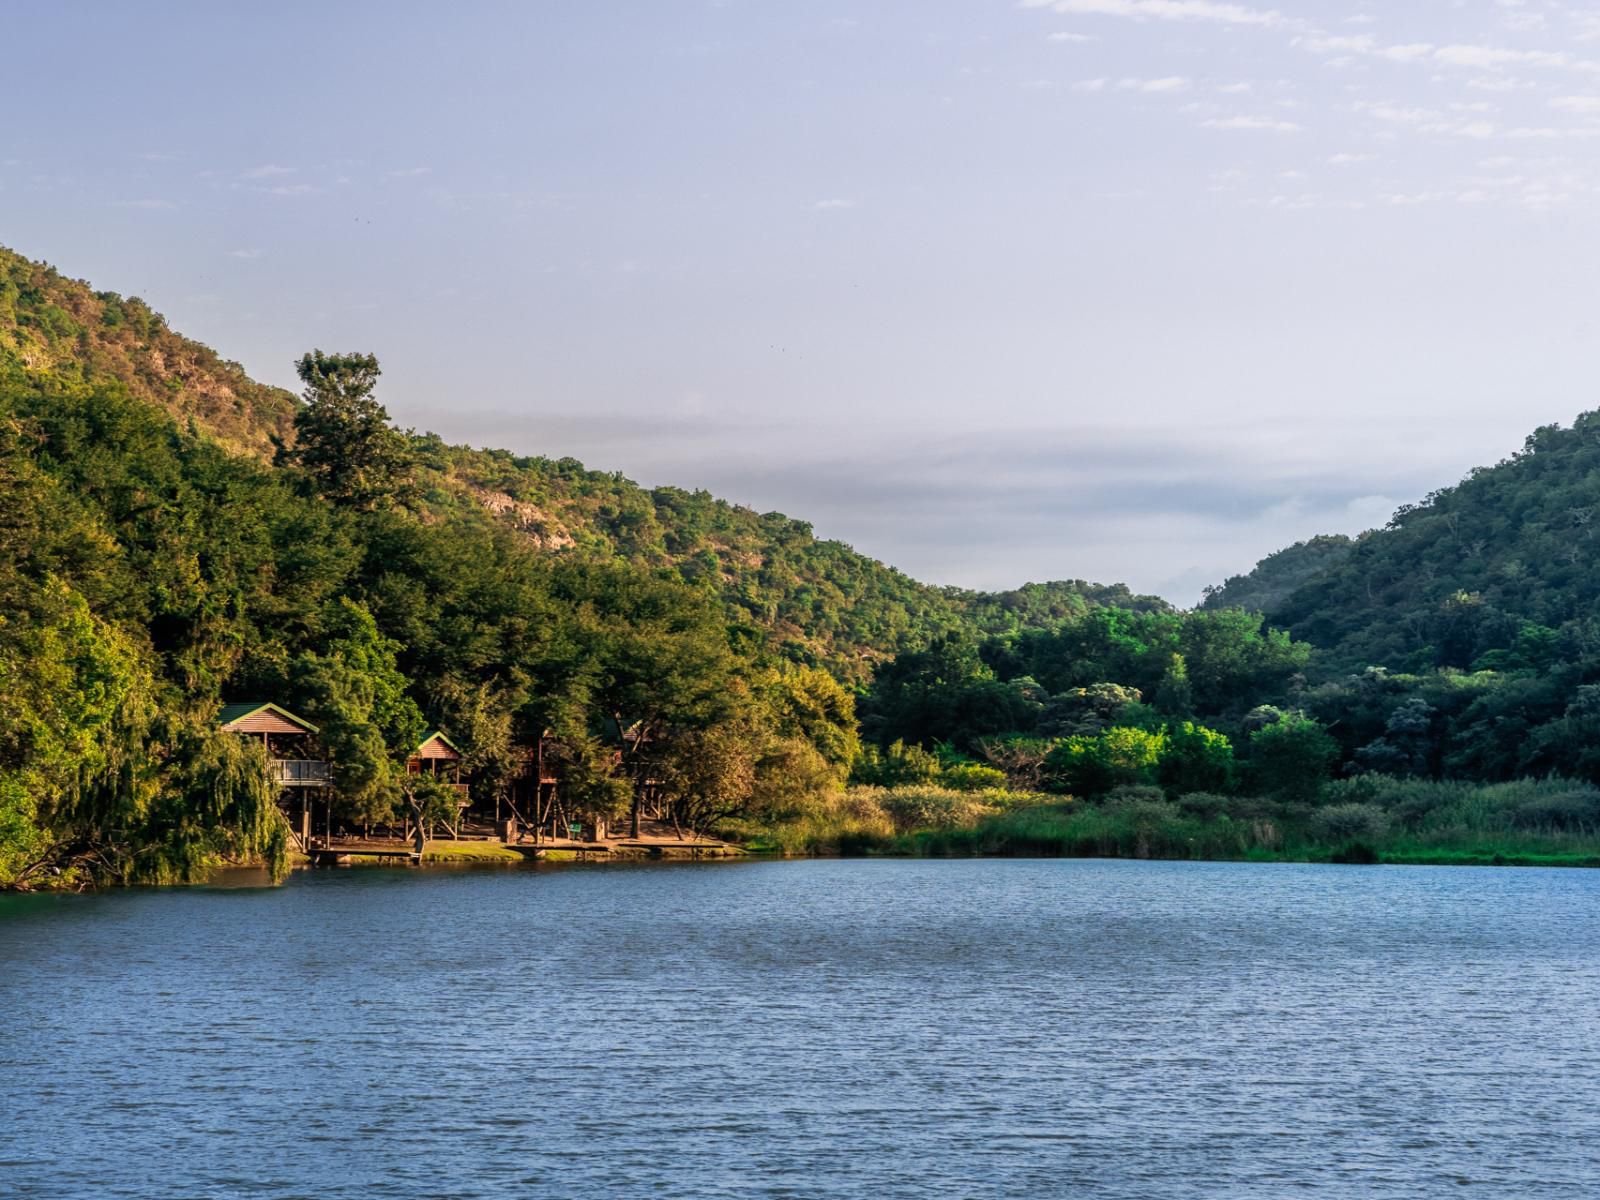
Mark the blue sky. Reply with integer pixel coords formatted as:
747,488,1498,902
7,0,1600,601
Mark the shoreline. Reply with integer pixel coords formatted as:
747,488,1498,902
13,837,1600,895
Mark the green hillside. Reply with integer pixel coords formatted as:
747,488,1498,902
0,249,297,457
1265,418,1600,676
0,245,1158,682
828,413,1600,867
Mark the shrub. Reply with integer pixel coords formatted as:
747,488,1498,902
939,763,1009,792
1104,785,1166,808
1250,714,1340,802
850,740,941,787
1312,802,1390,844
1045,725,1166,796
739,786,894,855
878,786,991,833
1512,786,1600,832
1159,721,1234,794
1176,790,1231,818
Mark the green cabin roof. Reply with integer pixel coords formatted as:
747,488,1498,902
415,730,462,754
217,701,319,734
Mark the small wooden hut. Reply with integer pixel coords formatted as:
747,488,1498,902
406,731,470,837
218,701,329,846
407,730,464,780
218,702,329,786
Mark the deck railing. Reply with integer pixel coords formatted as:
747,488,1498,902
269,759,332,787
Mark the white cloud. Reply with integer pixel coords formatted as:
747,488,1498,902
1302,33,1369,53
1327,152,1371,164
1383,43,1437,64
1072,77,1108,91
1467,75,1530,91
1552,95,1600,113
1023,0,1281,27
385,166,432,179
1215,81,1253,93
241,164,296,179
1047,31,1095,42
1117,75,1191,91
228,248,264,259
1297,30,1600,76
1356,101,1441,125
1202,114,1300,131
814,198,855,210
1506,125,1600,139
1432,44,1577,71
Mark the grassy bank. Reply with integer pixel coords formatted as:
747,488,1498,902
420,841,527,864
730,776,1600,867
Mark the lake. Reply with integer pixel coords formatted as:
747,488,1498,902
3,858,1599,1198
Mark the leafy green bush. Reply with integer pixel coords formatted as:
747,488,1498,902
938,763,1009,792
1045,726,1166,796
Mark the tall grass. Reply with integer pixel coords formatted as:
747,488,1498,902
735,774,1600,866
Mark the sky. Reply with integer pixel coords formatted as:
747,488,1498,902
7,0,1600,603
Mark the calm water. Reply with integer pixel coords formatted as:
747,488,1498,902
3,859,1600,1198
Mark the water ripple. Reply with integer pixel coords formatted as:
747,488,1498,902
3,859,1600,1197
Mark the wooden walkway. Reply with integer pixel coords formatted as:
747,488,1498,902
305,834,740,866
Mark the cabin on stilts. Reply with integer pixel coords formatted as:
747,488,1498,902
504,733,611,843
407,731,471,836
217,701,329,848
503,734,559,841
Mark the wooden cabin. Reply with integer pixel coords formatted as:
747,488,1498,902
408,730,463,777
217,702,330,788
408,732,470,796
406,731,470,836
219,701,330,847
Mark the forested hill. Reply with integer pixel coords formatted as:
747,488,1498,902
0,245,1161,679
1259,416,1600,676
1191,415,1600,683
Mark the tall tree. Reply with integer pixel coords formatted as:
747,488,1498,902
283,351,416,509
